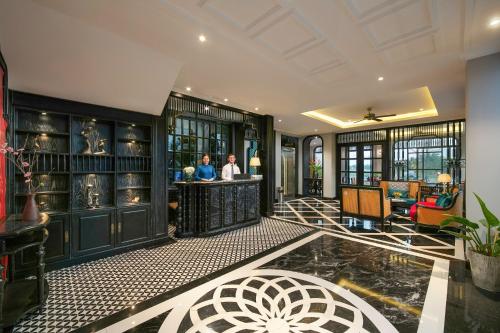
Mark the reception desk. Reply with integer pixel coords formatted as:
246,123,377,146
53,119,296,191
174,179,261,237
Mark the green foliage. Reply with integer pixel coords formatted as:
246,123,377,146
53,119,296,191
440,193,500,256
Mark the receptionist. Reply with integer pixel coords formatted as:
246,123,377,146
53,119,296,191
221,153,241,181
194,153,217,181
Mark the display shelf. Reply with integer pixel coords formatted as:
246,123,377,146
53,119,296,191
15,191,69,196
117,186,151,190
15,129,69,136
117,138,151,144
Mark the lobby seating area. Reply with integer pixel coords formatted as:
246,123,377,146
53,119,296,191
1,1,500,333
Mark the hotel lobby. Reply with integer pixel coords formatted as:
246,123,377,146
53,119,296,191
0,1,499,332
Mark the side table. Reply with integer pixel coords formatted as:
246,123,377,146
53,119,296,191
0,213,50,331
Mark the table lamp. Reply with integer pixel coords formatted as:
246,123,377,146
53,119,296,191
437,173,451,194
249,156,261,175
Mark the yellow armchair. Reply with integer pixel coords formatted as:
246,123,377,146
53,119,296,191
415,192,463,228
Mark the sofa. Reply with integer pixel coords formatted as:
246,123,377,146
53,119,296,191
379,180,422,205
340,186,392,230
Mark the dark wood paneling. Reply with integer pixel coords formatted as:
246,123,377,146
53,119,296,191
176,180,261,237
117,206,150,246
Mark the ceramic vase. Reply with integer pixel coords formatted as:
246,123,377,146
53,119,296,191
22,193,40,221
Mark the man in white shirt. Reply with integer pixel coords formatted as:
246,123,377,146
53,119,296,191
221,153,241,180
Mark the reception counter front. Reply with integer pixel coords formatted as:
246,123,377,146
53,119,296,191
174,179,261,237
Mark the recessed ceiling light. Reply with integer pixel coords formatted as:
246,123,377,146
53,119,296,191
91,118,97,122
131,123,136,127
223,98,228,102
419,108,424,111
314,129,318,132
254,107,259,111
489,17,500,28
186,86,191,92
198,34,206,42
41,112,47,115
378,76,384,81
278,119,282,122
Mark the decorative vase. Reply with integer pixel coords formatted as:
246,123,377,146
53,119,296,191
22,193,40,221
467,248,500,292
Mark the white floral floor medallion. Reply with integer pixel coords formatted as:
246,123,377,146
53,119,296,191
161,269,398,333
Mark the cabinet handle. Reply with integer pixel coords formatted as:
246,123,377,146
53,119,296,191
64,230,69,243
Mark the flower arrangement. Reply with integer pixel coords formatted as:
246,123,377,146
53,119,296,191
309,160,322,178
0,138,44,193
183,166,195,182
0,137,44,220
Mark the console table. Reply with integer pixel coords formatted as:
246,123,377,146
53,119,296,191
0,213,49,331
175,179,261,237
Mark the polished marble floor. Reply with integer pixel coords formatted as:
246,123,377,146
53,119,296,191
271,197,462,259
12,218,312,333
12,201,500,333
97,230,500,333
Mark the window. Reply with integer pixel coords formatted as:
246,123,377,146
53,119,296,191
394,137,458,183
313,146,323,170
168,117,229,181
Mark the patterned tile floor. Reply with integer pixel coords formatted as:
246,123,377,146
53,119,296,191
12,218,313,333
271,197,463,259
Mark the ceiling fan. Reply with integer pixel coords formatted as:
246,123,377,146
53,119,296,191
353,107,396,123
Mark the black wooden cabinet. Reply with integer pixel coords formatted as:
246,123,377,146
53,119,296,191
116,205,150,246
71,209,115,257
14,213,69,276
44,214,70,262
8,92,171,274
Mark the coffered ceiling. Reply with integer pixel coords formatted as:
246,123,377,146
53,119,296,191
0,0,499,135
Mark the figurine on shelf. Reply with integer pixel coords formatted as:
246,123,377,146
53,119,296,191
94,139,107,155
80,124,93,154
86,184,95,208
93,193,101,208
39,201,48,211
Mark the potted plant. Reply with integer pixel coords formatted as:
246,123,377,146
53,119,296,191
1,138,44,221
309,160,322,179
440,193,500,292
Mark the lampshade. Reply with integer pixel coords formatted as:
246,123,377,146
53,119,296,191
249,157,261,167
437,173,451,183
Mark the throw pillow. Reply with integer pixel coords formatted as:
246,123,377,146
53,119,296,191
436,193,452,208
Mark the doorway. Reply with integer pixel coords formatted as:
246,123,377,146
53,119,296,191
339,142,386,188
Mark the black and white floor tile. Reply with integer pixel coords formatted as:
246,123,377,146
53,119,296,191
99,230,496,333
272,197,463,260
12,218,313,333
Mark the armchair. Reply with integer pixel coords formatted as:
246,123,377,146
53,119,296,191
340,186,392,230
413,191,463,229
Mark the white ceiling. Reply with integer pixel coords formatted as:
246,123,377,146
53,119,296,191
0,0,499,134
